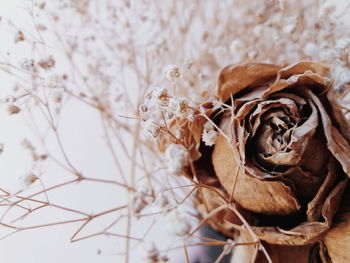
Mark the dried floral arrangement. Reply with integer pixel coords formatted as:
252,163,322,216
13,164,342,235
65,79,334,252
0,0,349,262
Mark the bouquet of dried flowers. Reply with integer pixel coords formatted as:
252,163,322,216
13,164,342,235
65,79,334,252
1,0,350,262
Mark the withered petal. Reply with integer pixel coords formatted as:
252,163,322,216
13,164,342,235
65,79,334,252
218,63,280,102
251,179,347,246
276,61,330,80
307,90,350,176
324,185,350,263
212,116,301,215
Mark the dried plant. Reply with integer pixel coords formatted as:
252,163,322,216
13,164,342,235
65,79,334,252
0,0,349,262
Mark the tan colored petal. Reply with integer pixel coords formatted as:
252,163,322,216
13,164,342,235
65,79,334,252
277,61,330,80
218,63,280,102
251,178,347,245
263,69,328,97
230,232,317,263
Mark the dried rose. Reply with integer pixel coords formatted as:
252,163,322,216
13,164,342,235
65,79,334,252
188,62,350,261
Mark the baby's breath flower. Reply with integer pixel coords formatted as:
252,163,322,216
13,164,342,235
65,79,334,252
23,173,38,186
164,111,173,120
139,103,148,114
169,97,189,118
20,59,36,72
130,187,153,215
14,30,25,43
164,64,180,80
153,86,169,106
165,144,188,175
143,119,161,139
38,56,55,71
7,104,21,115
202,130,218,147
143,243,168,263
183,59,193,69
130,194,147,214
52,87,64,103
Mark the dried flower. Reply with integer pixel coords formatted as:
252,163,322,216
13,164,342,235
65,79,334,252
130,186,153,215
14,30,25,43
202,130,218,147
143,119,161,139
7,104,21,115
52,87,64,103
23,173,38,186
153,86,169,106
20,59,36,72
169,97,189,118
168,62,350,261
139,103,148,113
38,56,55,70
143,243,168,263
164,64,180,80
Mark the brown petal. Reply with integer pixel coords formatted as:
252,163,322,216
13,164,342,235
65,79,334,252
263,69,329,97
307,90,350,176
218,63,280,102
251,178,347,245
212,116,300,215
196,171,255,237
277,61,329,79
230,232,317,263
324,185,350,263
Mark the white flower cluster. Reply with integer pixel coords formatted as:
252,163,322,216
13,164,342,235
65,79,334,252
168,97,195,120
165,144,188,175
202,121,218,147
154,87,169,106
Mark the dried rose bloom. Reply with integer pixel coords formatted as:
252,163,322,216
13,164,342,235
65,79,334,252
169,62,350,262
